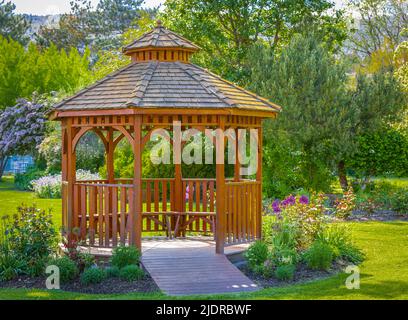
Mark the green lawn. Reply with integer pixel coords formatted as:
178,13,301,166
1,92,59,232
0,176,62,228
0,177,408,299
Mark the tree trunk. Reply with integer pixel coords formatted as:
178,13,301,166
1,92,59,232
338,160,348,191
0,157,8,181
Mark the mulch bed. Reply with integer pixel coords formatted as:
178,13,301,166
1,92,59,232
349,210,408,222
240,261,345,288
0,274,160,295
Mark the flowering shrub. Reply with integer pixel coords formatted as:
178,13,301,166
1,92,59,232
0,98,48,179
31,170,101,199
270,194,328,250
31,174,62,198
334,187,356,219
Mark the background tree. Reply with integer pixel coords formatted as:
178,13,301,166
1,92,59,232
93,11,155,80
248,34,358,193
348,69,407,180
347,0,408,75
0,99,48,180
0,0,30,45
161,0,348,83
37,0,151,52
0,36,93,109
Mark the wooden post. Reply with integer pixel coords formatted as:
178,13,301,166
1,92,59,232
173,120,183,237
256,123,263,239
61,120,68,233
66,118,76,244
216,116,226,254
132,116,143,249
107,127,114,238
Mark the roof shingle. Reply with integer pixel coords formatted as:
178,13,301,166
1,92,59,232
54,61,280,113
123,24,200,53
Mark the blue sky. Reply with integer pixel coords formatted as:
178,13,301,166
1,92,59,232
12,0,345,15
13,0,163,15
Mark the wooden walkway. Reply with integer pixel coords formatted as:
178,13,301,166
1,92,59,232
141,238,259,296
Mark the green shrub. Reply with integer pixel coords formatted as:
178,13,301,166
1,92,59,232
316,224,365,264
119,265,145,282
47,256,78,284
366,181,408,214
80,267,106,285
0,249,25,281
274,264,296,281
14,167,45,191
110,246,141,269
1,205,57,276
106,266,120,278
78,252,96,270
269,246,298,267
338,244,365,265
304,241,334,271
244,241,269,270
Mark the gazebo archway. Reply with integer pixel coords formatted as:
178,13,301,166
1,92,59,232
52,21,280,254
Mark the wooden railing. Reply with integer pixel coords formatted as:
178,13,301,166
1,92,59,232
64,177,261,247
225,180,261,245
181,178,216,234
73,182,134,247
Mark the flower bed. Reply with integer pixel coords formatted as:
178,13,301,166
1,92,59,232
0,205,159,295
247,194,364,286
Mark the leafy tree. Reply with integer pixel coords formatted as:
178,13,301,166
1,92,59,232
347,0,408,58
0,0,30,45
0,99,48,180
352,70,406,133
161,0,349,82
93,11,155,80
37,0,150,51
349,128,408,177
248,34,358,193
0,36,93,108
0,36,26,108
394,28,408,92
36,0,95,50
348,69,407,179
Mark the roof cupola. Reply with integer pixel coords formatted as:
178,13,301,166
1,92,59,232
123,20,200,63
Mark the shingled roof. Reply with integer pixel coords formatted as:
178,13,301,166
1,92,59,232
54,61,281,113
123,21,200,53
54,22,281,115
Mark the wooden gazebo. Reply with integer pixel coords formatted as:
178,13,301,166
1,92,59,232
51,21,280,254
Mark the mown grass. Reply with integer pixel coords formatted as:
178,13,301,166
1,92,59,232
0,176,62,228
0,176,407,299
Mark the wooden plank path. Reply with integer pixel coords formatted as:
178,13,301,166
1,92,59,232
141,239,259,296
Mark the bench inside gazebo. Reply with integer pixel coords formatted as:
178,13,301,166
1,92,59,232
51,21,280,256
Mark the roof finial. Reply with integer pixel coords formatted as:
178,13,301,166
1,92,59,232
156,20,162,28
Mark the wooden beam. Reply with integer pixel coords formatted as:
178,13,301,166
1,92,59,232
53,108,278,121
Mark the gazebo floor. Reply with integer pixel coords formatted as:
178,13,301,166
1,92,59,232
74,237,259,296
